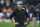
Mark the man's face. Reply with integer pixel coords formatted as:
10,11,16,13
17,4,22,8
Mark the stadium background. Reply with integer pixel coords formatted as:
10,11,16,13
0,0,40,27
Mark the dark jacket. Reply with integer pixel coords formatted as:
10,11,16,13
10,8,29,25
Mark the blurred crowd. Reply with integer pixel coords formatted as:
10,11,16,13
0,0,40,21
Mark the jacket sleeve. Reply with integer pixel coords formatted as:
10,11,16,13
10,11,16,19
25,11,29,18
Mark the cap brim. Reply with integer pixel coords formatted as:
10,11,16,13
18,3,22,5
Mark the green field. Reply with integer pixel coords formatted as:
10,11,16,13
0,22,39,27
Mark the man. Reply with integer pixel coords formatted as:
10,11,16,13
38,6,40,21
10,1,29,27
32,5,37,27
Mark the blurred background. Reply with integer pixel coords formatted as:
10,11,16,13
0,0,40,27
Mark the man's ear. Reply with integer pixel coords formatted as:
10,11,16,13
17,5,18,7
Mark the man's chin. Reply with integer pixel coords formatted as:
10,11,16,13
19,7,22,8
